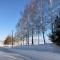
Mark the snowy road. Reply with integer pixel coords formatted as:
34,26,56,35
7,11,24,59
0,48,32,60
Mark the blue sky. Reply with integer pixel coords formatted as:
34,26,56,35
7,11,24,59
0,0,30,40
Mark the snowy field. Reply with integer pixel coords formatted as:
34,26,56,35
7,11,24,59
6,43,60,60
0,48,26,60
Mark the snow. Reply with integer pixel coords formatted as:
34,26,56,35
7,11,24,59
7,43,60,60
0,50,24,60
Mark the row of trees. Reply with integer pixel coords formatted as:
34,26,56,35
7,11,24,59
15,0,60,45
4,16,60,46
3,0,60,46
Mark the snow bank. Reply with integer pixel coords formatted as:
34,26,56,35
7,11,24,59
12,43,60,53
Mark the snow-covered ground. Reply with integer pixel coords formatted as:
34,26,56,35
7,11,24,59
0,48,27,60
7,43,60,60
0,43,60,60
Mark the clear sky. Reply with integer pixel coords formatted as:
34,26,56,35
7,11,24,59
0,0,30,40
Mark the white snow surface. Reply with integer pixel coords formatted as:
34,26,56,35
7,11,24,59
7,43,60,60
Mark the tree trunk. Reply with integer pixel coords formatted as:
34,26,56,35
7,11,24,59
26,36,27,45
12,30,13,47
27,30,29,45
38,28,40,45
23,38,24,45
42,31,45,44
27,34,29,45
26,35,29,45
51,23,54,33
32,30,34,45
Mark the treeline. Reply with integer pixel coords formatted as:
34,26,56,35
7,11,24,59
15,0,60,45
3,0,60,45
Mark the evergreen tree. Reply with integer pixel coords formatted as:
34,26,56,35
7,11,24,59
49,16,60,46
